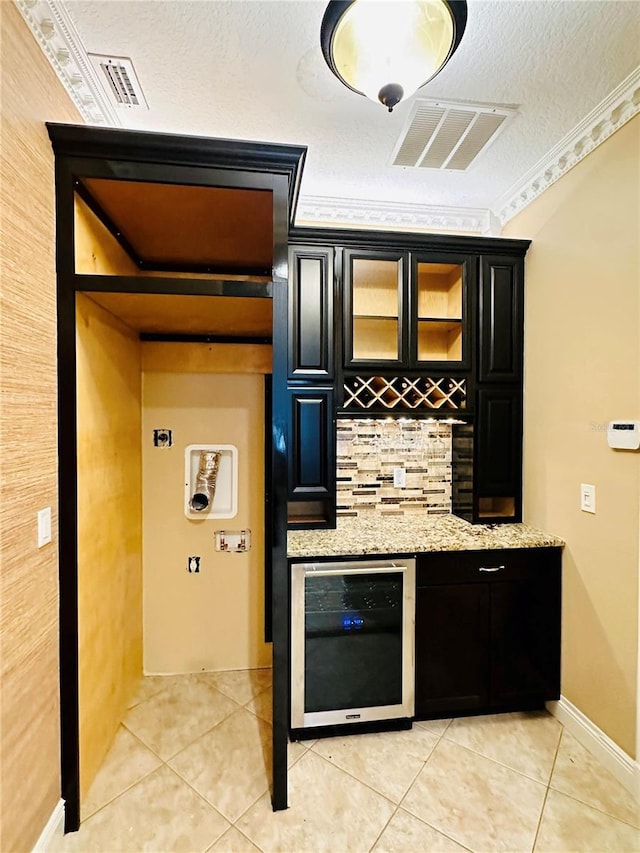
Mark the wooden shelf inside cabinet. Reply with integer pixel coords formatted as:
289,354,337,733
352,316,399,362
417,319,463,362
348,254,403,365
477,496,516,519
416,262,463,318
287,500,334,530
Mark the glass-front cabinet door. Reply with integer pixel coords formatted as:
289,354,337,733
344,249,407,368
412,254,472,370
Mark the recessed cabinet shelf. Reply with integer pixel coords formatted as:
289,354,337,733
417,319,463,362
478,496,516,518
352,317,399,361
416,261,464,364
347,252,404,365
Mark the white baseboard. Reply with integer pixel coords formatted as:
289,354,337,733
32,799,65,852
547,697,639,799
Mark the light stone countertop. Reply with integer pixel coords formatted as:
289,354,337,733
287,514,564,558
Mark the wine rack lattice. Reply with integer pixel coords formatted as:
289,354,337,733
343,376,467,411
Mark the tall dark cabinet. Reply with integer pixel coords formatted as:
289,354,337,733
471,255,525,522
286,244,336,528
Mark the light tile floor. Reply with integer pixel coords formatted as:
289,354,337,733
54,670,639,853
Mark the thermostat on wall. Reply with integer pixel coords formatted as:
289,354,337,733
607,420,640,450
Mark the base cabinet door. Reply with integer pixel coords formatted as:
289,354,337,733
415,583,490,716
491,570,561,706
415,549,561,717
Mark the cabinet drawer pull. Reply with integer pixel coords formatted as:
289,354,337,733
479,565,505,573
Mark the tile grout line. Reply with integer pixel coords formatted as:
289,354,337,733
306,748,399,807
545,786,640,832
367,730,442,853
162,760,236,843
80,762,162,824
392,728,476,853
439,727,560,787
530,724,564,852
82,720,178,822
364,724,447,853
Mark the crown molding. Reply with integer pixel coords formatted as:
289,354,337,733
295,195,495,236
15,0,120,127
494,65,640,226
16,0,639,235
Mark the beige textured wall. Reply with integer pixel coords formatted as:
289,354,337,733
142,349,270,674
76,294,143,799
0,4,80,850
503,116,639,757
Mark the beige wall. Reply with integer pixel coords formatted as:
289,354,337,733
142,347,271,674
76,294,143,799
0,4,80,850
503,116,640,757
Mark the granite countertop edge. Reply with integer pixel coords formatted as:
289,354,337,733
287,516,565,559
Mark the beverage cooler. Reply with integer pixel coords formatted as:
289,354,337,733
290,558,415,733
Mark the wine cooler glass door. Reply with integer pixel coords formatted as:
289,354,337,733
291,560,415,729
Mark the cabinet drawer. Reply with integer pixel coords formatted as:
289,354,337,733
417,547,561,586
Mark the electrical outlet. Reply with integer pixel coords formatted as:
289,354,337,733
580,483,596,514
393,467,406,488
37,507,52,547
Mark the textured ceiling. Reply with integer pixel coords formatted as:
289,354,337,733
63,0,639,222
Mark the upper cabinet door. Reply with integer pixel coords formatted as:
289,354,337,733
288,245,334,380
411,253,473,371
343,249,407,369
478,256,524,383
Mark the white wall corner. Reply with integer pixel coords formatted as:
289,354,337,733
547,697,639,800
295,195,495,236
494,65,640,227
31,799,65,852
15,0,120,127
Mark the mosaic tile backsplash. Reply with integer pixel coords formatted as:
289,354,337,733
336,418,452,518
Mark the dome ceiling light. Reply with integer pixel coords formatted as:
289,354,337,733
320,0,468,112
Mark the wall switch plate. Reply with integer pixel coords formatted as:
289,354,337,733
393,467,406,488
580,483,596,514
37,507,52,547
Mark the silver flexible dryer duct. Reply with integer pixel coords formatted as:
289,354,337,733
190,450,221,512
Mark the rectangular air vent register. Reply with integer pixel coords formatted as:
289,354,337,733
88,53,148,110
391,99,517,171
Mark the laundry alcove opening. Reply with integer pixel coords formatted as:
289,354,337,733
73,178,275,807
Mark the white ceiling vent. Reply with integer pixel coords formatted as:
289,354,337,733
391,100,517,171
88,54,148,110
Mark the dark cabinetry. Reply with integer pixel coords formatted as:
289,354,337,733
288,246,334,380
287,229,529,527
474,387,522,520
287,388,336,529
471,255,525,522
415,547,561,717
288,388,334,500
286,243,336,527
342,248,472,371
478,256,524,383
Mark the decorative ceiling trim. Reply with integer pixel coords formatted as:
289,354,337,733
494,66,640,226
15,0,638,235
295,195,494,235
16,0,121,127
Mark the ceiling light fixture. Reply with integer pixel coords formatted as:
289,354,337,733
320,0,468,112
